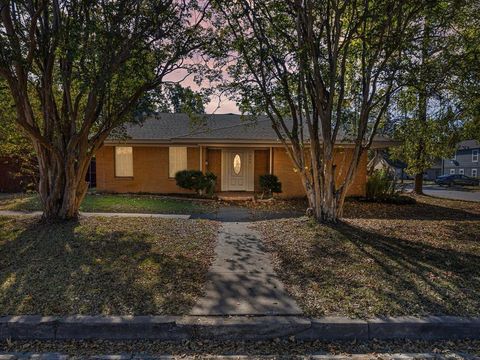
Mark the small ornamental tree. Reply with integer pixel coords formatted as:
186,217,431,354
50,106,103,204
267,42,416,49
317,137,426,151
0,0,211,220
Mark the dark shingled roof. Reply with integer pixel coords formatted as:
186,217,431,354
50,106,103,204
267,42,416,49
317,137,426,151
109,113,395,145
125,113,278,141
457,139,480,150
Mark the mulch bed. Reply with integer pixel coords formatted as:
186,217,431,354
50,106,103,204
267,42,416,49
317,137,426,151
0,216,218,315
255,196,480,318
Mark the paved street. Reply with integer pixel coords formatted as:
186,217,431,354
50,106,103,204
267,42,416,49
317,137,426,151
405,184,480,202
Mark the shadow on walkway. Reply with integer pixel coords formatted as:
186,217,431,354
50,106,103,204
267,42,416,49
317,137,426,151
190,222,302,315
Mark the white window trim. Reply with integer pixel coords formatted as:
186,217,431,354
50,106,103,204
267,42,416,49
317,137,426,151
169,147,188,178
115,146,133,177
473,149,479,162
450,169,455,175
472,169,478,178
459,168,465,175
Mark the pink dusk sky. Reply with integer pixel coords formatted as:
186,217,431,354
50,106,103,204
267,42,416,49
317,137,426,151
165,57,240,114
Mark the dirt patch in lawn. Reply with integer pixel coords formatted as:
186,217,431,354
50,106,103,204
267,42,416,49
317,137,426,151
0,216,218,315
255,196,480,318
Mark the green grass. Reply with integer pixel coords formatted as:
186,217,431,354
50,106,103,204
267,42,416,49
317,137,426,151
0,193,214,214
0,216,218,315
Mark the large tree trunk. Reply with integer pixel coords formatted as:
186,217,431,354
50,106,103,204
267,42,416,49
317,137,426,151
318,154,339,223
36,147,90,221
412,15,431,197
298,145,343,223
413,173,424,195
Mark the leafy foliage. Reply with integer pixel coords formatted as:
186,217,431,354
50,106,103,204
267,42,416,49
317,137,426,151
259,174,282,198
391,110,458,177
366,170,396,201
0,80,37,190
135,84,207,116
175,170,217,196
365,170,416,204
388,1,476,190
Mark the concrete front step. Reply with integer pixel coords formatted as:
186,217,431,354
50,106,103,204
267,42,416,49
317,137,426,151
217,192,255,201
1,315,480,341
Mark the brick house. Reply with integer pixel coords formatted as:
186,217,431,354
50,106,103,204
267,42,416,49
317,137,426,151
96,113,395,198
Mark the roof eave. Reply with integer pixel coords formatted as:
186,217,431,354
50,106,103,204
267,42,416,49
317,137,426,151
104,137,400,147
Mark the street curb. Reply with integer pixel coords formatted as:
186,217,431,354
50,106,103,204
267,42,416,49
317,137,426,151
1,315,479,341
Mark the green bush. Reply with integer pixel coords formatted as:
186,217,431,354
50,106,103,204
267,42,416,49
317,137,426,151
366,169,396,200
175,170,217,196
203,171,217,196
259,174,282,198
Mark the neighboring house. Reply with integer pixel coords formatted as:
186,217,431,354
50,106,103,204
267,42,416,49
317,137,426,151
425,159,443,181
441,140,480,178
368,151,409,180
96,113,397,198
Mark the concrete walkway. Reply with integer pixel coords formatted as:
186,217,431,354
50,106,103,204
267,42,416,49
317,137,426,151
0,210,190,219
191,219,301,315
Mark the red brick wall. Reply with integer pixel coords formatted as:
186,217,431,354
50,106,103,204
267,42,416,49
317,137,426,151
254,149,269,192
96,145,200,194
272,147,367,198
96,144,367,197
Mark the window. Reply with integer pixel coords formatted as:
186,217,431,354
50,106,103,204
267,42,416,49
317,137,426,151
450,169,455,175
472,169,478,178
459,168,465,175
233,154,241,174
169,147,187,178
473,150,479,162
115,147,133,177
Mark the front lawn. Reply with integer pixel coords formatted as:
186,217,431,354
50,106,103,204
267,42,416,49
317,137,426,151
0,193,214,214
0,216,217,315
255,196,480,318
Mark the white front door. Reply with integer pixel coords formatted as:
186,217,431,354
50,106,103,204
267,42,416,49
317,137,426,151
221,150,254,191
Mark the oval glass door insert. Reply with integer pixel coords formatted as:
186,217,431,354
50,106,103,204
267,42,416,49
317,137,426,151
233,154,241,174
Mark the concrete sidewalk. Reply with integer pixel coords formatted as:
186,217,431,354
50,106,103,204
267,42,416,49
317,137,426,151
0,210,190,219
190,221,302,315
